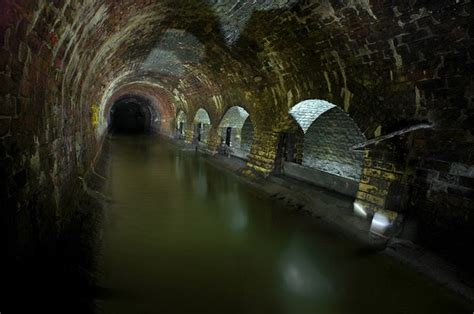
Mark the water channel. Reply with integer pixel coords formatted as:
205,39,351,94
95,135,470,314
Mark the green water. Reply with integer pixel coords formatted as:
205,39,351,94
97,136,471,314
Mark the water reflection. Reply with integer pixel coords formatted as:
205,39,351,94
174,155,183,180
193,161,208,197
95,135,471,314
280,239,332,298
218,192,248,232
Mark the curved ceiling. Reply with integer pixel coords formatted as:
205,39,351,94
2,0,471,141
58,0,390,126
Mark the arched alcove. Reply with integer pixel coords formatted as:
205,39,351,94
176,110,188,139
193,108,212,143
218,106,254,159
302,108,365,180
284,99,366,196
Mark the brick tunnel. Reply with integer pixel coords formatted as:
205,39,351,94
0,1,473,313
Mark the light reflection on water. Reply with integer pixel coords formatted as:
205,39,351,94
97,136,470,314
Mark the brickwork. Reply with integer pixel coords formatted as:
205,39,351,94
302,108,365,180
355,139,411,215
289,100,336,133
217,106,250,150
176,110,187,138
408,129,474,258
192,108,212,144
240,118,254,155
0,0,473,264
219,106,249,129
246,130,280,176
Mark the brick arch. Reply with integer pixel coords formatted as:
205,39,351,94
109,94,159,134
176,109,188,124
218,100,258,125
104,83,177,136
289,100,337,133
217,106,255,159
193,108,211,124
289,99,366,181
192,108,212,144
277,73,385,139
304,108,366,181
177,109,188,121
176,110,188,138
218,106,249,129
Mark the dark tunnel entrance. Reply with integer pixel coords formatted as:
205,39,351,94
109,95,160,134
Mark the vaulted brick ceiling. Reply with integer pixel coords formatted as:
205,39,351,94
0,0,472,220
1,0,474,278
2,0,471,139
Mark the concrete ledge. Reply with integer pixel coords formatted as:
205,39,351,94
230,148,250,160
283,162,359,197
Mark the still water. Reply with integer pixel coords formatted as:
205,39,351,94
97,136,470,314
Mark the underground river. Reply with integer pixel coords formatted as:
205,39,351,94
94,135,470,314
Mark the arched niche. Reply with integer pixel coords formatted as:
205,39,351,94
176,110,188,139
218,106,254,159
284,99,366,197
193,108,212,143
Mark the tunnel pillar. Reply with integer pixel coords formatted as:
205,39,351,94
245,130,280,177
354,139,412,219
205,127,221,155
184,124,194,144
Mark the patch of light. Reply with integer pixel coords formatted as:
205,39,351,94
219,106,250,129
289,99,336,133
279,240,332,298
97,70,133,135
177,110,187,124
228,198,248,232
370,211,392,236
193,169,208,196
194,108,211,124
141,29,205,76
353,201,368,219
208,0,299,45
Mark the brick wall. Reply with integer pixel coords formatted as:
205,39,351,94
355,138,411,215
217,106,250,151
240,118,254,154
0,0,473,266
246,130,280,176
176,111,188,138
302,108,365,180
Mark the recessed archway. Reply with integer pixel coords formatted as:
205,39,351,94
109,95,160,134
193,108,212,143
283,99,366,196
218,106,254,159
176,110,188,139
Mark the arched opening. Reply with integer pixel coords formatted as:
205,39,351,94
282,99,366,197
176,110,188,139
109,95,160,134
193,108,211,144
217,106,254,159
